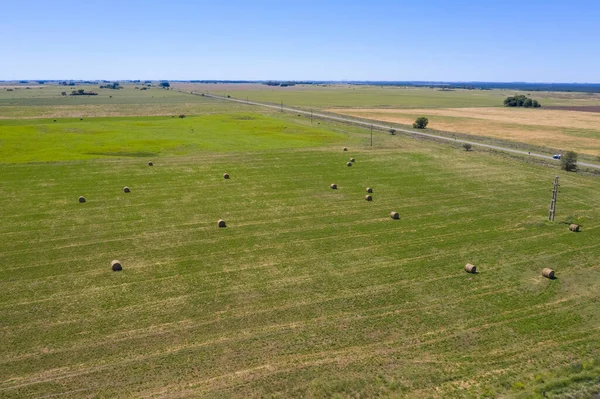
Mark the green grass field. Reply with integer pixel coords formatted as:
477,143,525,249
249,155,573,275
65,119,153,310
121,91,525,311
174,83,600,109
1,106,599,398
0,113,346,163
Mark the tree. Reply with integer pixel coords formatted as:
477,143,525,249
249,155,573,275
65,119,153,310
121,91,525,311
561,151,578,172
61,91,67,96
504,95,542,108
463,143,472,151
413,117,428,129
159,81,170,88
389,128,396,135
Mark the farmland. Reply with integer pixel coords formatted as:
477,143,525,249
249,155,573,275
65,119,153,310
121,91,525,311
0,85,226,118
173,83,600,109
329,107,600,157
1,89,600,398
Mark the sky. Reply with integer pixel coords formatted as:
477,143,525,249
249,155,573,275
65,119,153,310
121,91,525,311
1,0,599,82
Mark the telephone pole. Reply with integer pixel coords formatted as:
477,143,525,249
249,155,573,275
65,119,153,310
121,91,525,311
548,176,559,221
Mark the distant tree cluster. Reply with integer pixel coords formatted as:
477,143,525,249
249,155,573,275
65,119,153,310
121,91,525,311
504,95,541,108
159,81,170,88
70,89,97,96
264,81,298,87
60,81,76,86
99,82,122,89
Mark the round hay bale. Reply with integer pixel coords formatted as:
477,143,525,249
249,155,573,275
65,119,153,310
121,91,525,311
569,224,580,232
78,196,86,203
542,268,555,279
365,195,372,201
346,162,352,167
366,187,373,193
123,186,130,193
390,211,399,219
330,184,337,189
148,161,153,166
111,260,122,272
218,219,226,228
343,147,348,151
350,158,355,163
223,173,230,179
465,263,477,274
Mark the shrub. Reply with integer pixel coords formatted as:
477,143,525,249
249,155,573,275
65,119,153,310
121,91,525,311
178,114,186,119
389,128,396,135
561,151,578,172
463,143,472,151
413,117,428,129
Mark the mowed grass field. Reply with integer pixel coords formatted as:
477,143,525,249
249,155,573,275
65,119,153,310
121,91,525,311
1,108,600,398
329,107,600,157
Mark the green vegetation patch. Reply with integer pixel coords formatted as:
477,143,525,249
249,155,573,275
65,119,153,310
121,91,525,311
0,113,345,163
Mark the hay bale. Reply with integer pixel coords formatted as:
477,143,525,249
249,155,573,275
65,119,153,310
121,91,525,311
330,184,337,189
465,263,477,274
569,224,580,232
223,173,230,179
350,158,355,163
366,187,373,193
343,147,348,151
390,212,399,219
123,186,130,193
111,260,122,272
218,219,226,228
365,195,372,201
542,268,555,279
78,196,86,203
148,161,153,166
346,162,352,167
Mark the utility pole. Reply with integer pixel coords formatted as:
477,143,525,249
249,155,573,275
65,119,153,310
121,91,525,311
370,125,373,147
548,176,559,221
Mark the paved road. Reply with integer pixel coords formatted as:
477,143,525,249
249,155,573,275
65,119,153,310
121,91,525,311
201,93,600,170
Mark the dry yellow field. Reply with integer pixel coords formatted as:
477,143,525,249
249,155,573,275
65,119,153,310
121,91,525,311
329,107,600,156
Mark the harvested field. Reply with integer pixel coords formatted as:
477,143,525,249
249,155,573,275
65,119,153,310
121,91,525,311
330,107,600,156
543,106,600,113
2,94,600,398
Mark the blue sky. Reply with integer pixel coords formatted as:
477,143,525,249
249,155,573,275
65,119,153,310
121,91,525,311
1,0,599,82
